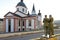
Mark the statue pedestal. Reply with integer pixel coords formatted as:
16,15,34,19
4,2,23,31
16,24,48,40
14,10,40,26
48,37,57,40
39,37,57,40
39,35,57,40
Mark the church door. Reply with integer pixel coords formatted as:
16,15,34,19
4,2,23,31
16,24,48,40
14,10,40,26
8,20,11,32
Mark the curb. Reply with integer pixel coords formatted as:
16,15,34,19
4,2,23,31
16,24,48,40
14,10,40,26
0,29,59,38
0,30,44,38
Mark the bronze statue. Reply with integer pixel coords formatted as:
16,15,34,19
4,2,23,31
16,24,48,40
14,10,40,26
43,15,49,36
49,15,54,37
43,15,54,38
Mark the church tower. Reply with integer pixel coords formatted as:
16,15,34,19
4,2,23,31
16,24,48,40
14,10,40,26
16,0,27,13
31,4,36,15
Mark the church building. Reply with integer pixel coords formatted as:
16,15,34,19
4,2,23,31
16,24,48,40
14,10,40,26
3,0,42,32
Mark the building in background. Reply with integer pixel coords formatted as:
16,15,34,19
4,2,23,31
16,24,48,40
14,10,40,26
3,0,42,32
0,19,3,33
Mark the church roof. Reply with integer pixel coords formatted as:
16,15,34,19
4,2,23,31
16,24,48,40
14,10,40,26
16,0,27,8
14,10,27,15
12,13,21,17
22,14,37,18
4,12,21,17
4,11,37,18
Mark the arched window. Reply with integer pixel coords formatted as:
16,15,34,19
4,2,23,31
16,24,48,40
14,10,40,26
23,21,24,26
17,8,19,11
22,8,24,12
29,20,31,26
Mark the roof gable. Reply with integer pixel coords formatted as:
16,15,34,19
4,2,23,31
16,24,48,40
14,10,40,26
4,12,13,17
4,12,21,17
7,13,13,16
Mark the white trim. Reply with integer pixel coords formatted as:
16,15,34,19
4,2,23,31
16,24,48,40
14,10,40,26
7,13,13,16
26,20,28,28
11,19,14,32
31,19,34,29
22,26,25,28
6,19,8,32
15,11,27,17
16,6,27,13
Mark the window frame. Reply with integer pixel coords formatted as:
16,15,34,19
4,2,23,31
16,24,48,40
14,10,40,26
23,21,24,26
17,8,19,11
29,20,31,26
22,8,24,12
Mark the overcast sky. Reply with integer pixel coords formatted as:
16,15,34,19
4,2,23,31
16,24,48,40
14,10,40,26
0,0,60,20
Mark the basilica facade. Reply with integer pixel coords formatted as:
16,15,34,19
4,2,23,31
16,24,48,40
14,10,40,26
3,0,42,32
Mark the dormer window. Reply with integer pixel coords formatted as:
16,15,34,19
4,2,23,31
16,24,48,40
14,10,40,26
17,8,19,11
22,8,24,12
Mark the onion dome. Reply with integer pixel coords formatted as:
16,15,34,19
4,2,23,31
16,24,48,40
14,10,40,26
16,0,27,8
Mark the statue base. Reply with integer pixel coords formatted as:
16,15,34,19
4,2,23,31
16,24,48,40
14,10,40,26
39,37,57,40
39,34,57,40
48,37,57,40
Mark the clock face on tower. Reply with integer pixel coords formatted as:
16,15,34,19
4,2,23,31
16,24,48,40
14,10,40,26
38,16,41,21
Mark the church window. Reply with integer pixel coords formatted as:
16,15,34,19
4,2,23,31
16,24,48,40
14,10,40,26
23,21,24,26
19,20,20,26
29,20,31,26
17,8,19,11
25,9,27,13
22,8,24,12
